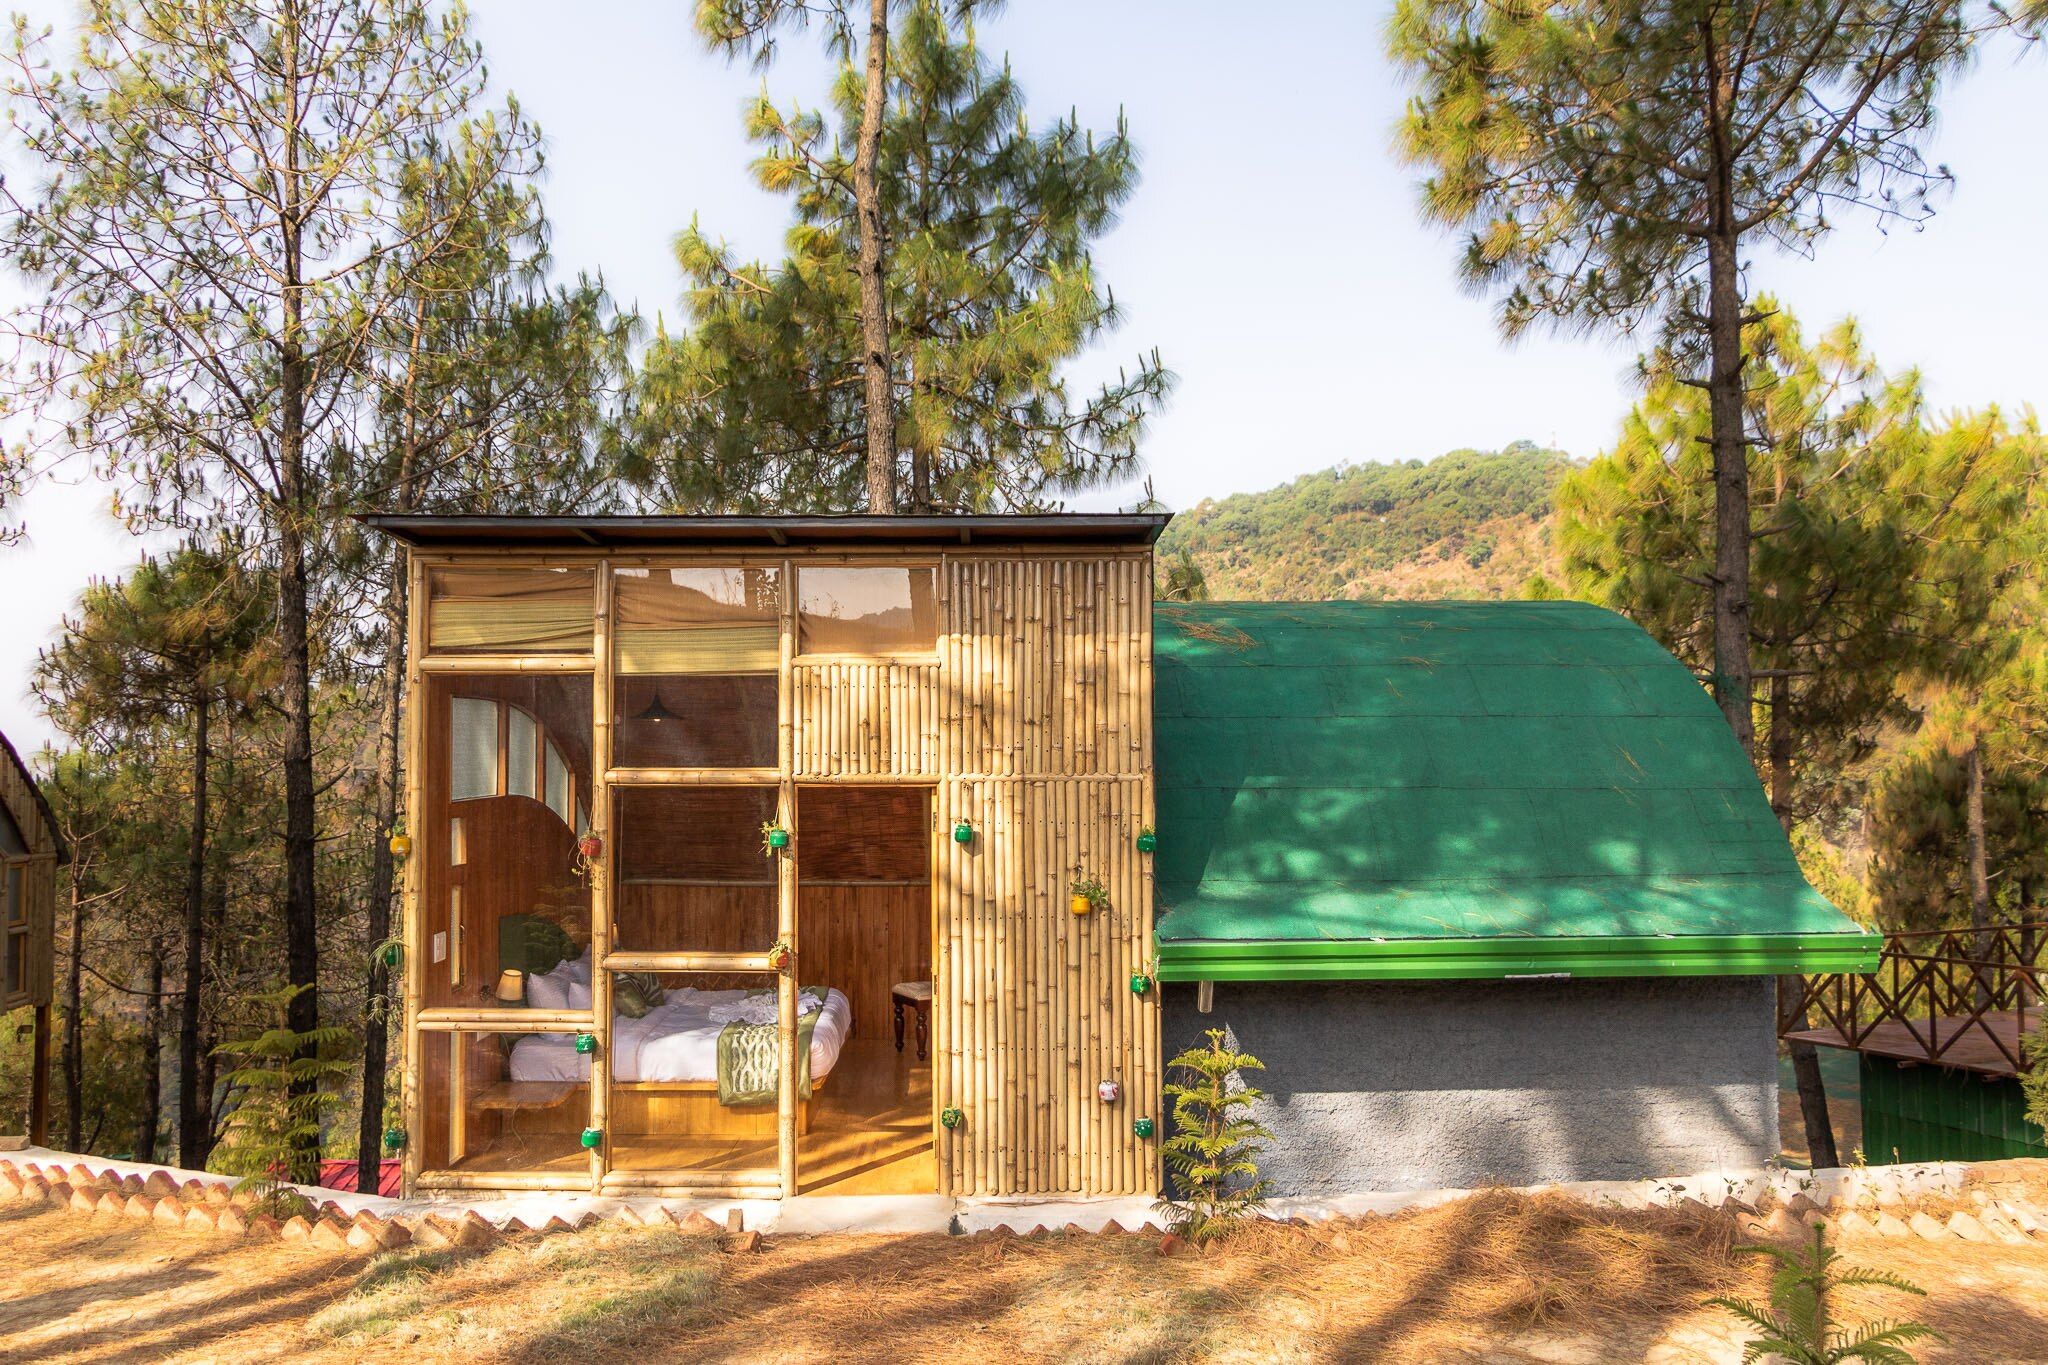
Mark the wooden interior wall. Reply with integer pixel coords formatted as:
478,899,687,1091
798,883,929,1040
787,553,1157,1197
614,883,776,956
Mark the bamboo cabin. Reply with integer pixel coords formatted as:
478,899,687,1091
1,730,63,1147
368,514,1164,1199
370,515,1878,1202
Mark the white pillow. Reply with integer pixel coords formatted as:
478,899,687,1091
526,969,569,1011
566,978,592,1011
561,952,592,987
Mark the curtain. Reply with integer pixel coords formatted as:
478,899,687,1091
427,569,594,654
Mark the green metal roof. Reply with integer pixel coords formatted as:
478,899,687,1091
1152,601,1877,981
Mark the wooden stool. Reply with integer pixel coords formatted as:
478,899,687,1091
891,981,933,1061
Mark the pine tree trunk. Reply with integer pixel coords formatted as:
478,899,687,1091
1705,226,1754,759
357,553,407,1194
854,0,897,512
137,940,164,1164
1767,671,1793,832
178,695,210,1168
63,866,83,1152
276,1,321,1183
1967,739,1991,1010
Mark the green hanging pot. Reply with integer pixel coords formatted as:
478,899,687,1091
580,1127,603,1150
382,1126,406,1153
575,1033,596,1055
1132,1117,1156,1140
1129,973,1152,996
1135,831,1157,854
766,826,791,850
381,942,402,969
939,1106,965,1131
953,821,974,845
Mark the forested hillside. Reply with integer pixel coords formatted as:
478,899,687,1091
1156,443,1573,600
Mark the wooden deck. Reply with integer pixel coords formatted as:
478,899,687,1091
1785,1011,2030,1078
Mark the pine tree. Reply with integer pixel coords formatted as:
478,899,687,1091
1,0,548,1164
1390,0,1978,759
641,1,1170,512
36,543,274,1171
1156,1028,1273,1243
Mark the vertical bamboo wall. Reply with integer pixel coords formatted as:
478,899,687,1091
791,553,1158,1196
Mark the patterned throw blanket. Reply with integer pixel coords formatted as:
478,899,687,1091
716,1009,820,1106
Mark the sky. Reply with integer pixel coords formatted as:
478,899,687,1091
2,0,2045,750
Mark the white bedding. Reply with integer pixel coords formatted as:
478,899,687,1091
508,986,852,1085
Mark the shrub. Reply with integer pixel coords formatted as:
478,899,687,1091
1155,1027,1273,1243
209,983,354,1217
1707,1219,1944,1363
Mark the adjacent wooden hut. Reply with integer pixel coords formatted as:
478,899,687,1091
367,514,1165,1199
1,730,64,1146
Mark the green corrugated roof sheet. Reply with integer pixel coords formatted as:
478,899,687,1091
1152,600,1877,980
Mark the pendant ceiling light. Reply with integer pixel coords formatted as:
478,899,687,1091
633,691,680,724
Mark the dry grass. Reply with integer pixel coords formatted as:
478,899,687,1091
7,1176,2048,1363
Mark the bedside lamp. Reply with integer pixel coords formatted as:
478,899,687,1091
494,968,526,1004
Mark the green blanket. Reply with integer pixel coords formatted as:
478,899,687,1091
716,1010,820,1106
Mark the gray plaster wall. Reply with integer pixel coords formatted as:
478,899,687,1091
1161,975,1779,1196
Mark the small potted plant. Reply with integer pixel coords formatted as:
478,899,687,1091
1070,877,1108,917
761,821,791,855
1135,825,1157,854
953,820,974,845
387,822,412,859
767,938,794,972
574,830,604,885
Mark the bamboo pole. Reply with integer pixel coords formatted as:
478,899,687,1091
604,767,780,787
400,551,429,1192
777,554,798,1198
589,561,615,1193
416,654,595,674
416,1010,594,1030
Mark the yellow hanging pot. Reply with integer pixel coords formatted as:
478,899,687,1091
1070,892,1093,917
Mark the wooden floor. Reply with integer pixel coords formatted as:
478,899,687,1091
445,1039,936,1194
1786,1010,2032,1078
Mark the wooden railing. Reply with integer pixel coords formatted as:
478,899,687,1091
1779,921,2048,1075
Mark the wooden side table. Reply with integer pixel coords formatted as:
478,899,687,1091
891,981,933,1061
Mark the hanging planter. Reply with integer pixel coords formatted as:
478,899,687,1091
1135,826,1157,854
580,1127,603,1150
574,1033,596,1055
952,821,975,845
382,1126,406,1153
1097,1080,1121,1103
1069,877,1108,917
939,1106,965,1131
577,833,603,861
388,831,412,859
767,938,794,973
761,822,791,855
1129,972,1152,996
1132,1116,1156,1140
381,942,402,970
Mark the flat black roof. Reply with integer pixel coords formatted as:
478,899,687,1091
359,512,1171,549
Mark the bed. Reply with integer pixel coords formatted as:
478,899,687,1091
508,985,854,1086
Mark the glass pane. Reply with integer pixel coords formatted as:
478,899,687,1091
426,675,594,1011
613,787,776,954
3,866,22,925
614,675,777,769
797,567,938,654
607,971,824,1178
507,709,538,799
545,743,571,825
419,1029,590,1176
427,568,594,655
449,698,498,802
614,566,780,675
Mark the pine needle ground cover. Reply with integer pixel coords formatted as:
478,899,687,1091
8,1173,2048,1362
